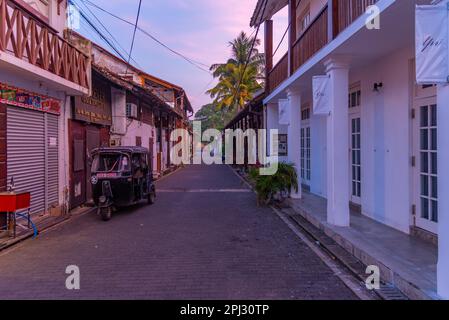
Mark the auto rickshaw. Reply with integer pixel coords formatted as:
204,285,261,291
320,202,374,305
90,146,156,221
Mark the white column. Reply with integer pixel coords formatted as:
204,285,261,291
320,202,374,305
324,57,350,227
287,89,302,199
437,84,449,299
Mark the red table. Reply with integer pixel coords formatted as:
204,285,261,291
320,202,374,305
0,192,31,237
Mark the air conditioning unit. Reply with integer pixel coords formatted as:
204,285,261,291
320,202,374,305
126,103,138,119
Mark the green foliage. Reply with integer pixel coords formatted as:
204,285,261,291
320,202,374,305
194,103,237,133
249,163,299,206
207,31,265,112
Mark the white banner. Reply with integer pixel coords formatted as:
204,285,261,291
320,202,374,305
313,75,331,116
416,3,449,84
278,99,290,125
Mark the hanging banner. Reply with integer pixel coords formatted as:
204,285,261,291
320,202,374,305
416,3,449,84
313,75,331,116
278,99,290,125
0,83,61,115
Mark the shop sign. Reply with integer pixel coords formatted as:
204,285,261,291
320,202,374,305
0,83,61,115
74,75,112,126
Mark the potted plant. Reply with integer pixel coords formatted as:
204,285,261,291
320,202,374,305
249,162,299,206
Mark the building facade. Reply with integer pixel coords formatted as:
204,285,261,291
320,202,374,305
0,0,90,226
252,0,448,298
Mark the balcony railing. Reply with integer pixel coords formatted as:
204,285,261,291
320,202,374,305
0,0,90,89
292,5,328,73
267,52,288,94
333,0,379,37
266,0,379,94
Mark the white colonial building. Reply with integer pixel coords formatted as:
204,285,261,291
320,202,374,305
254,0,449,298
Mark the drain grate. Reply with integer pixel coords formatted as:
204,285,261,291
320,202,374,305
377,284,409,300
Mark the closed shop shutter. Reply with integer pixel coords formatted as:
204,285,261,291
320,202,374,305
7,107,59,215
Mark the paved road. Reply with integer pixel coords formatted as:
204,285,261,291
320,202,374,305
0,165,356,299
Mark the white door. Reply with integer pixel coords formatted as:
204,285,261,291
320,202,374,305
349,115,361,205
413,97,438,234
349,85,361,205
300,106,311,187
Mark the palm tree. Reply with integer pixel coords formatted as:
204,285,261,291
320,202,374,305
207,31,265,112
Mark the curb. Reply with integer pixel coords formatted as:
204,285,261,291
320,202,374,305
287,199,440,300
0,207,96,253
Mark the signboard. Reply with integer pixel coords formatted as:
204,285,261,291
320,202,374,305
278,134,288,156
278,99,290,125
74,74,112,126
416,3,449,84
313,75,331,116
0,83,61,115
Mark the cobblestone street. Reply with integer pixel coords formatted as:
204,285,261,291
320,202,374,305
0,165,357,299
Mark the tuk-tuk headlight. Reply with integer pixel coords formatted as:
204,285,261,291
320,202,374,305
91,175,98,185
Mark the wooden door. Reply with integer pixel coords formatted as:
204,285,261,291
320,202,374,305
69,120,86,209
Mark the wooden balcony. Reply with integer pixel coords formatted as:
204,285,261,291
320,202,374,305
332,0,379,38
267,53,288,94
266,0,379,94
0,0,90,90
292,5,328,73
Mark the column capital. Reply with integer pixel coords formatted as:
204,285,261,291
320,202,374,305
324,55,351,73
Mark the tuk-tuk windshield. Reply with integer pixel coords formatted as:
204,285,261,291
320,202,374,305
92,153,130,172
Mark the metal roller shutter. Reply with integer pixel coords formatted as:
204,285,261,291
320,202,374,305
7,107,59,215
7,107,45,214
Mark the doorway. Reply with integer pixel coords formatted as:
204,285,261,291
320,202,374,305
413,94,438,234
349,85,361,205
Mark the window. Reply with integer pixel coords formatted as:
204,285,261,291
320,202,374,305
300,105,311,183
349,88,361,108
419,104,438,223
297,5,311,36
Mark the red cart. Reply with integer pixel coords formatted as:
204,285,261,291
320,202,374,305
0,192,31,238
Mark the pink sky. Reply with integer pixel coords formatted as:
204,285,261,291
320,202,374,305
76,0,288,112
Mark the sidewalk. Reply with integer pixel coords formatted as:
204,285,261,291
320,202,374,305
0,206,94,252
288,192,439,300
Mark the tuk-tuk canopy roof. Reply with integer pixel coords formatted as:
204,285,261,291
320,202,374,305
92,146,149,155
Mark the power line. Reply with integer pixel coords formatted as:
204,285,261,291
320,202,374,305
126,0,143,70
73,0,142,68
273,0,298,58
69,0,128,61
273,22,290,58
80,0,211,74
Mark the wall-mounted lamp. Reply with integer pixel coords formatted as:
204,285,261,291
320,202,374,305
373,82,383,92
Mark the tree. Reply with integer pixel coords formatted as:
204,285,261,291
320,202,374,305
195,104,237,133
207,31,265,112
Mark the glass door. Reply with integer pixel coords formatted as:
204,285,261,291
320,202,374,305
413,98,438,234
349,115,361,204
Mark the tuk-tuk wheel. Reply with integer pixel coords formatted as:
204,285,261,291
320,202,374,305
148,189,156,205
99,206,112,221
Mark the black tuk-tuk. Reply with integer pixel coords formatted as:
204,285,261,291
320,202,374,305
90,146,156,221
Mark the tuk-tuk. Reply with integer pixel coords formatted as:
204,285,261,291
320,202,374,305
90,146,156,221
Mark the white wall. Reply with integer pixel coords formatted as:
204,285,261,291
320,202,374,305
299,46,413,233
266,103,288,163
310,114,327,197
349,46,413,233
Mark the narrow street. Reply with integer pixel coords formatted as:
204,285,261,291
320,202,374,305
0,165,356,300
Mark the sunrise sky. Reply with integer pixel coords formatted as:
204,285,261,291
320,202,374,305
73,0,288,112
